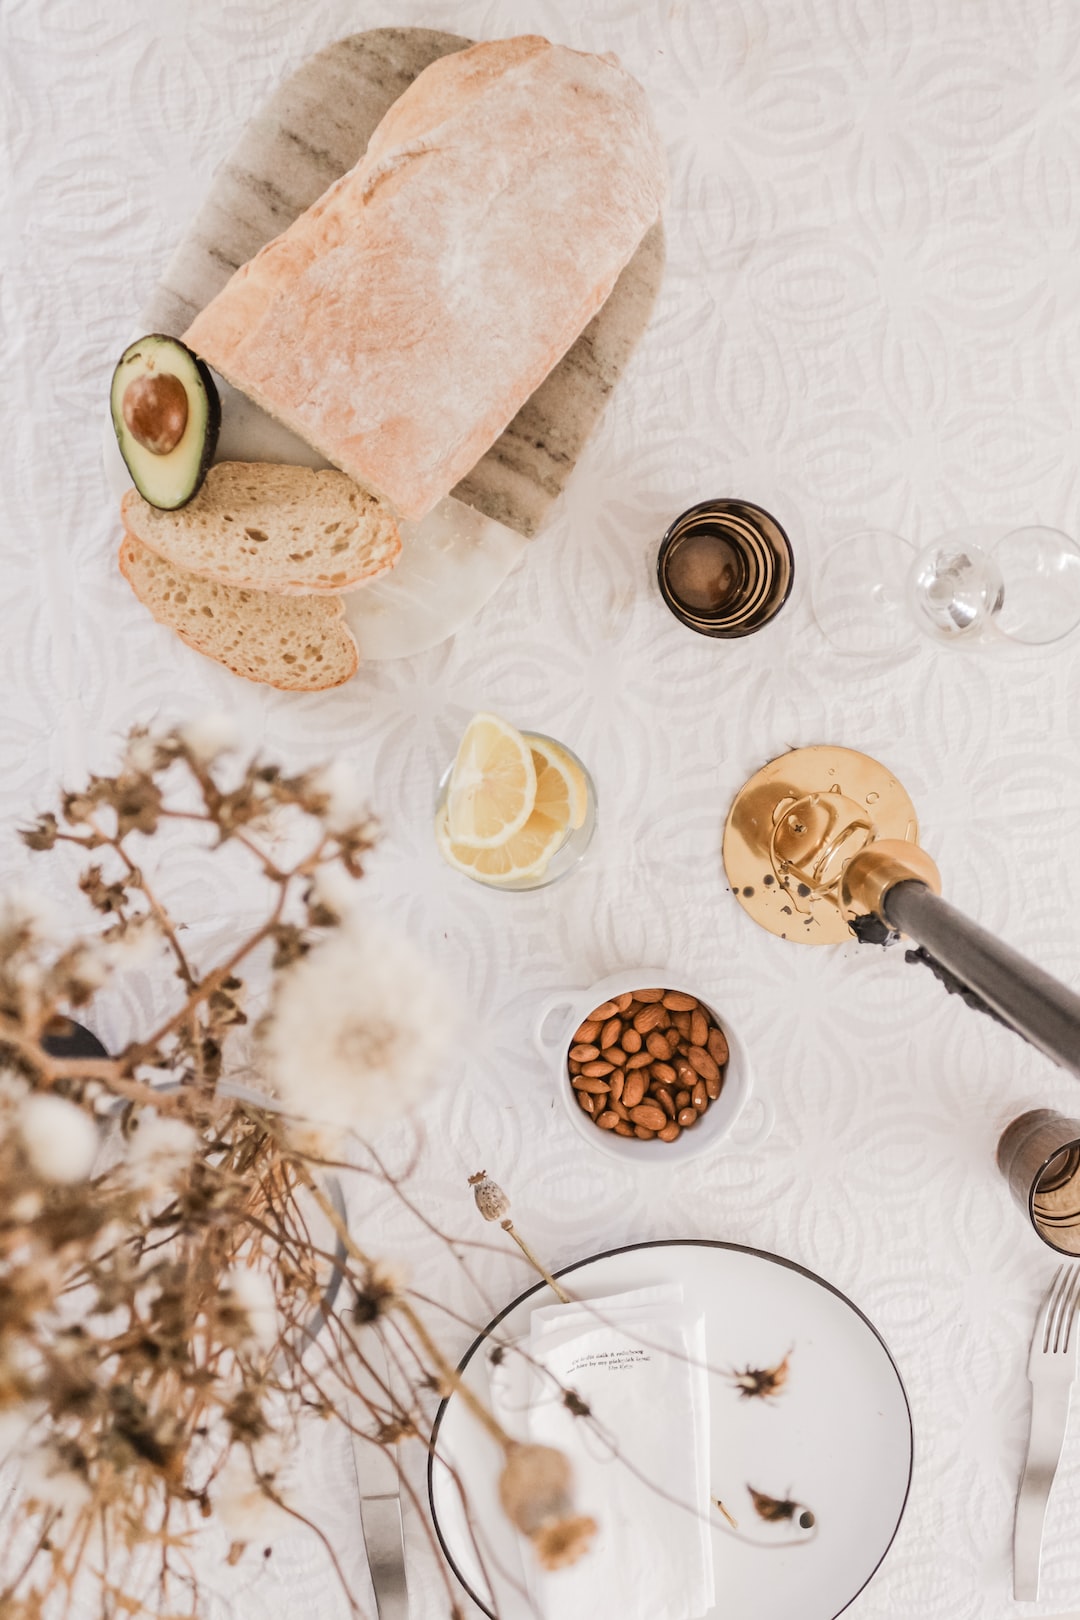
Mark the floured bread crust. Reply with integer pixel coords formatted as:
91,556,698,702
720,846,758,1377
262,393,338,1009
184,36,666,520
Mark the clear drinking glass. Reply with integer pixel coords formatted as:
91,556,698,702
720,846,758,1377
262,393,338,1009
812,524,1080,656
435,733,597,892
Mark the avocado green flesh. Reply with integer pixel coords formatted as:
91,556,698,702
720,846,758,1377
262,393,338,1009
110,336,220,510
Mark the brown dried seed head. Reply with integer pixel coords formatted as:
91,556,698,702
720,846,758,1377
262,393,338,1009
498,1443,572,1535
469,1171,511,1221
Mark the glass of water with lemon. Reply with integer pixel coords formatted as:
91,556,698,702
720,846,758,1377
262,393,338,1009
435,713,596,890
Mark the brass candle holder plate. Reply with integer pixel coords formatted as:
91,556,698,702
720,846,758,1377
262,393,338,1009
723,746,921,945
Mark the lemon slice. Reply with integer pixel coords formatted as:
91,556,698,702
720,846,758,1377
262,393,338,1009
445,712,537,849
437,741,581,885
524,734,589,831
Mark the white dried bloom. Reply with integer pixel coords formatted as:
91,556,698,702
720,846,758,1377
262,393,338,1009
223,1266,279,1351
0,1404,40,1462
125,1112,197,1193
0,1066,29,1110
179,711,239,765
103,914,161,971
21,1445,92,1517
124,732,158,775
0,886,60,951
64,941,111,994
261,913,457,1143
308,758,367,832
214,1445,294,1541
19,1094,99,1183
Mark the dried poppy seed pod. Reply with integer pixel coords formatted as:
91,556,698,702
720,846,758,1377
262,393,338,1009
497,1442,597,1571
469,1170,510,1222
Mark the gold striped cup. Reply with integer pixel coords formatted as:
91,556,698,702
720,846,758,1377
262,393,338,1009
657,499,794,638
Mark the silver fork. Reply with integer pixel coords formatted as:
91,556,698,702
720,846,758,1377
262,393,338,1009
1014,1264,1080,1600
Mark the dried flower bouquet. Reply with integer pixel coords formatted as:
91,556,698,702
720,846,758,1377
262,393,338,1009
0,721,594,1618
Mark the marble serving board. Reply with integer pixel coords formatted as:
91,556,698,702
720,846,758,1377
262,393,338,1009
106,27,664,661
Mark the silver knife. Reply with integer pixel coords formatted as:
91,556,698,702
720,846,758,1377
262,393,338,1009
350,1330,408,1620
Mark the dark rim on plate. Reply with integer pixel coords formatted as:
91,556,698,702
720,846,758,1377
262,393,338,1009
657,499,795,639
426,1238,913,1620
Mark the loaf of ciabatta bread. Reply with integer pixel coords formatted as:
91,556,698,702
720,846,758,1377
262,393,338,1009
119,533,359,690
183,36,666,520
121,463,401,595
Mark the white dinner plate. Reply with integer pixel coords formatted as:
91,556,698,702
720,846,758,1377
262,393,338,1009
428,1240,912,1620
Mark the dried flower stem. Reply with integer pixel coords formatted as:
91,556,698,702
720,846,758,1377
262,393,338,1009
500,1221,571,1304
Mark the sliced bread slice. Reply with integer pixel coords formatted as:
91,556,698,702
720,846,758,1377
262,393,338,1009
119,532,359,691
120,462,401,595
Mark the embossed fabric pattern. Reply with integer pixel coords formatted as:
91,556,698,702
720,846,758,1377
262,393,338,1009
3,1,1080,1616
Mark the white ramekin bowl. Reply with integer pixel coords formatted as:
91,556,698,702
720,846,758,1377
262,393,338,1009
533,966,772,1167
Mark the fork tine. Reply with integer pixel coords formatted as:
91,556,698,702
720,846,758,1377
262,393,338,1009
1058,1267,1080,1353
1039,1266,1065,1353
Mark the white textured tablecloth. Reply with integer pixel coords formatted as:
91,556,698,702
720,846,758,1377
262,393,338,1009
5,1,1080,1615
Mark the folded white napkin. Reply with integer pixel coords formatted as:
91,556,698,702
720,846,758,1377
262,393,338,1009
490,1283,714,1620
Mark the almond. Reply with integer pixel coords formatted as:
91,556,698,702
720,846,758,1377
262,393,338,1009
646,1031,672,1060
706,1075,722,1100
578,1091,597,1114
596,1111,619,1130
634,988,665,1003
677,1106,698,1128
608,1046,628,1067
676,1089,691,1109
625,1052,652,1071
692,1080,708,1112
633,1004,665,1035
621,1028,642,1054
622,1073,647,1110
707,1027,730,1066
581,1060,614,1077
634,1125,656,1140
614,992,634,1012
651,1061,676,1085
573,1018,602,1045
654,1085,676,1119
671,1011,692,1037
600,1017,623,1049
589,1000,619,1021
658,1122,681,1142
569,1044,599,1063
609,1070,625,1103
690,1009,709,1048
687,1046,720,1082
614,1121,634,1137
610,1096,630,1120
571,1076,610,1095
663,991,698,1011
629,1103,667,1131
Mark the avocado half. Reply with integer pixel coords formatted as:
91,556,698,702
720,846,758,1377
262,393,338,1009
110,335,220,510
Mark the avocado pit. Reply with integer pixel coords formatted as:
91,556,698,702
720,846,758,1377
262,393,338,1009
122,372,189,455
